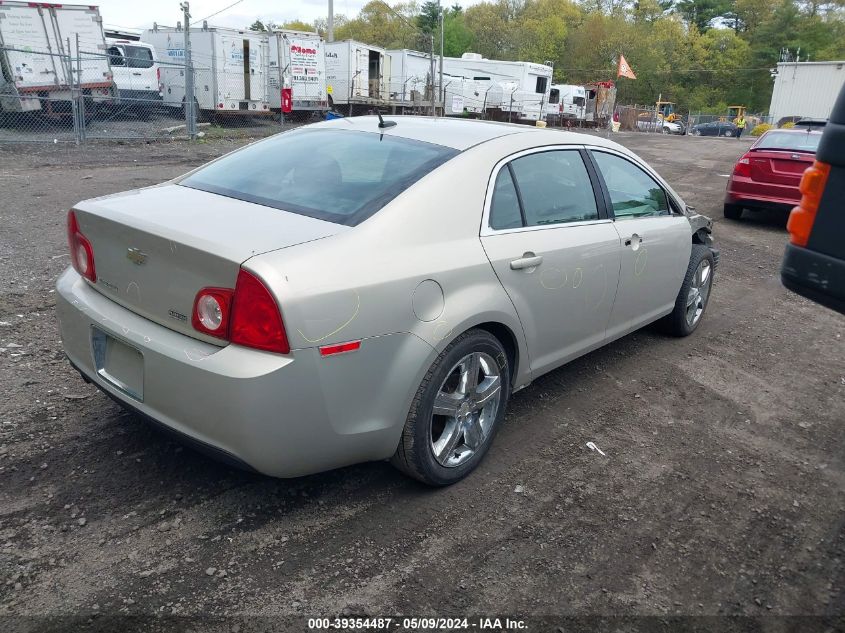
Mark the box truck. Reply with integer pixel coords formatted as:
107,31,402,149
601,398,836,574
268,30,327,115
545,84,586,122
0,1,115,115
325,40,389,108
442,53,552,122
141,25,270,118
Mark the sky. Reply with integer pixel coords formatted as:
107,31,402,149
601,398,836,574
97,0,480,33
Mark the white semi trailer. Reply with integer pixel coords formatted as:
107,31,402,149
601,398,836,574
386,48,434,109
268,29,327,115
325,40,389,108
0,1,115,115
141,25,270,118
442,53,552,122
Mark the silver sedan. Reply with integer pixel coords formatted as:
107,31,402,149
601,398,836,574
56,116,717,485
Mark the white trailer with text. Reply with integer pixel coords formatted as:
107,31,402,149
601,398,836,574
141,25,270,118
325,40,389,109
0,1,115,115
268,30,327,115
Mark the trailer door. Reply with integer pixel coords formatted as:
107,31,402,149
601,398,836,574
0,3,66,89
220,33,245,101
52,6,111,89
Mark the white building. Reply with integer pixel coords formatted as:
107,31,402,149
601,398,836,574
769,61,845,123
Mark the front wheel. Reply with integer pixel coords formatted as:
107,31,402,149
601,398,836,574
661,244,715,337
391,329,511,486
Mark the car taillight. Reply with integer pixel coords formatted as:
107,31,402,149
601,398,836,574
787,160,831,247
191,288,233,338
156,67,161,87
230,269,290,354
734,155,752,178
67,210,96,282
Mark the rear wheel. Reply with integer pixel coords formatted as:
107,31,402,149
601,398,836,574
391,329,510,486
723,203,743,220
661,244,715,337
662,126,670,135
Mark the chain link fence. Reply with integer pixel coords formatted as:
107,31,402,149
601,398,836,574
0,43,294,144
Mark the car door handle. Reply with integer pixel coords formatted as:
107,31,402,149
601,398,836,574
510,253,543,270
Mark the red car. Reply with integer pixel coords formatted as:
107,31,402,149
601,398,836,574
724,128,824,220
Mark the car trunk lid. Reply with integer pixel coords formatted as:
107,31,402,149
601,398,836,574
749,149,815,187
73,184,346,344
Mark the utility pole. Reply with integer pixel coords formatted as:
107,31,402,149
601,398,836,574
429,34,435,116
438,0,444,110
180,1,196,139
327,0,334,42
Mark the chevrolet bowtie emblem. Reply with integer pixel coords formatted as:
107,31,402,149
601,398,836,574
126,248,148,265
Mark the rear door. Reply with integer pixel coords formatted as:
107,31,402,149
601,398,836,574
220,33,245,101
52,6,111,88
0,3,65,88
590,149,691,340
480,148,621,376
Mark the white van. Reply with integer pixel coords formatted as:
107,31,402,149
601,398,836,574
106,39,163,104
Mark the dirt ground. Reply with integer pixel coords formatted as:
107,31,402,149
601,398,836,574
0,128,843,630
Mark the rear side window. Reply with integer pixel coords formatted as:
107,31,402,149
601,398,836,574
756,131,821,153
124,45,155,69
592,152,669,219
181,129,458,226
489,168,523,230
509,150,598,226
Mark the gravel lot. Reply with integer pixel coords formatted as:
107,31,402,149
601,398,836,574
0,128,843,629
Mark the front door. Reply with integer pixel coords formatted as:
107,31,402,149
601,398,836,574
480,148,621,377
589,150,691,340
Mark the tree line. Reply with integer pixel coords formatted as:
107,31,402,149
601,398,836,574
250,0,845,114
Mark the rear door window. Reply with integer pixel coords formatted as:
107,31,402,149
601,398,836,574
508,150,599,226
124,45,155,69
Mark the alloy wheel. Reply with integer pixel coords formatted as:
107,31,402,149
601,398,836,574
686,259,712,327
430,352,502,468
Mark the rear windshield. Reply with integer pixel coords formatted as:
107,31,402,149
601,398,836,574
755,131,821,153
180,128,458,226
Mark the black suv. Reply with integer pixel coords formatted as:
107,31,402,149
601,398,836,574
781,84,845,315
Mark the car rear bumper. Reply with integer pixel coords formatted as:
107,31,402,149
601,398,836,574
725,179,800,211
781,243,845,314
56,268,433,477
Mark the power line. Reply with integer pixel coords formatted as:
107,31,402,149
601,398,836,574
198,0,249,23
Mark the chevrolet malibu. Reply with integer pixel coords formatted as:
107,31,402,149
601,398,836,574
57,117,718,485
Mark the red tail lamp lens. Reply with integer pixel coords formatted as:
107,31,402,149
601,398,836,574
734,155,752,178
230,269,290,354
67,210,96,282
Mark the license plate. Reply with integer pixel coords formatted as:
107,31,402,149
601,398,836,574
91,328,144,401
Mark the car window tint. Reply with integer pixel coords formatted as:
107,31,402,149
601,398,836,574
592,152,669,219
508,150,598,226
489,167,523,230
180,129,458,226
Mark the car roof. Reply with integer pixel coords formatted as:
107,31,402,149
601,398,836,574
311,115,603,151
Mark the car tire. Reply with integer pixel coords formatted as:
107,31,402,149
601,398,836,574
391,329,511,486
723,203,743,220
661,244,715,337
662,127,669,135
692,129,700,136
723,130,733,137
